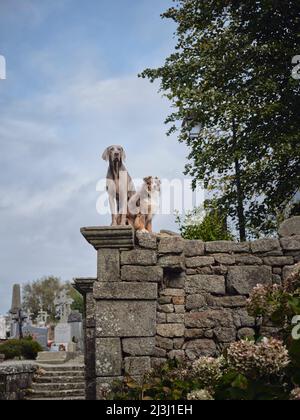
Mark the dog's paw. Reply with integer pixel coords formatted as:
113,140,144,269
138,228,149,234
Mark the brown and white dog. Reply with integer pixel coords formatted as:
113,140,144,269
102,145,136,226
128,176,161,233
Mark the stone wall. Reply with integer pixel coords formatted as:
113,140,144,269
0,363,36,400
75,216,300,400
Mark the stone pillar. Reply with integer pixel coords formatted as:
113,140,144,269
78,226,158,400
73,278,96,400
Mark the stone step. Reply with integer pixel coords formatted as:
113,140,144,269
38,365,84,372
37,370,84,377
35,375,85,384
28,389,85,399
32,382,85,392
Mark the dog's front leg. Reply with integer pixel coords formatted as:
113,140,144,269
107,181,118,226
109,196,118,226
119,185,128,226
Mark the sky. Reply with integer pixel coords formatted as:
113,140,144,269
0,0,196,314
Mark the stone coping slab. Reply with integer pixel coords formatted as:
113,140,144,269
94,282,158,300
81,226,134,250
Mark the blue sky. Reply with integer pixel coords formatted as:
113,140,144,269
0,0,194,314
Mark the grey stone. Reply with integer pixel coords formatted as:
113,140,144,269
212,265,228,275
227,266,272,295
156,336,173,350
213,254,236,265
205,241,249,254
160,288,185,297
279,217,300,237
186,267,212,275
121,250,157,266
158,237,185,254
251,239,281,254
156,323,185,338
184,339,217,360
153,347,167,358
173,338,185,350
233,309,255,328
281,236,300,251
136,232,158,249
174,305,185,314
186,275,226,295
185,329,206,339
86,292,96,328
158,255,185,271
97,249,120,282
157,304,174,313
124,357,151,376
96,301,156,337
184,240,205,257
151,358,167,369
168,350,185,361
166,313,185,323
96,377,123,400
121,266,163,282
94,282,157,300
158,296,172,304
96,338,122,377
186,294,206,310
235,255,263,265
185,309,233,329
263,256,294,266
237,328,255,340
206,295,247,308
186,256,215,268
273,267,282,274
122,338,155,356
214,328,236,343
157,313,167,324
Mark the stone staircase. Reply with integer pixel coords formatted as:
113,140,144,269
26,365,85,400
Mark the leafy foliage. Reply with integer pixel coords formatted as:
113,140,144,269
140,0,300,239
175,205,233,241
0,337,42,360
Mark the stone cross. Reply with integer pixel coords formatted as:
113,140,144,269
54,290,73,323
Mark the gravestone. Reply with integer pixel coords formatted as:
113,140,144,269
23,326,48,350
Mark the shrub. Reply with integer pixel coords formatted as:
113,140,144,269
0,337,42,360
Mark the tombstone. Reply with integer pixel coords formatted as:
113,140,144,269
0,316,6,340
36,309,48,328
53,290,75,352
22,325,48,350
68,311,83,351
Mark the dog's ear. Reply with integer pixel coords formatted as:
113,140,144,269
121,147,126,162
102,147,110,161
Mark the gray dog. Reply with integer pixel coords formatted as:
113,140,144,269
102,145,136,226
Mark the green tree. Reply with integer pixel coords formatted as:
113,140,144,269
23,276,63,322
22,277,83,322
175,204,233,241
140,0,300,240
